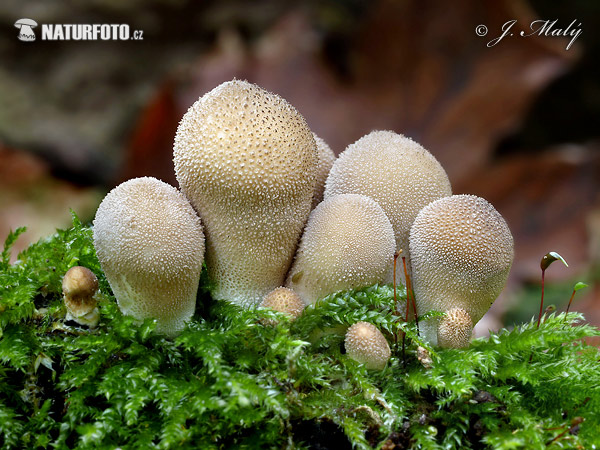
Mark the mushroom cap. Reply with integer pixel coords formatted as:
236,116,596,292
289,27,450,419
409,194,514,345
14,18,38,28
93,177,205,336
345,321,391,370
437,308,473,348
260,287,305,321
324,130,451,284
286,193,395,305
62,266,99,317
311,133,336,209
174,79,317,307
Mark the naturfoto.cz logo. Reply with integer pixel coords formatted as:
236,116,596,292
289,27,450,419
14,18,144,42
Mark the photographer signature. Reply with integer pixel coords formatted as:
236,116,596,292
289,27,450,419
476,19,582,51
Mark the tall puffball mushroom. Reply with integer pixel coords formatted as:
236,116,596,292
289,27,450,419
409,194,514,347
311,133,336,209
174,80,318,307
93,177,205,337
286,194,395,305
324,130,451,284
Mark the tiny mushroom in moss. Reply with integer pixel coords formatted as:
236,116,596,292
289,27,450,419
409,194,514,348
62,266,100,328
174,79,318,307
259,286,305,322
93,177,205,337
324,130,451,285
286,193,395,305
345,321,391,370
437,308,473,349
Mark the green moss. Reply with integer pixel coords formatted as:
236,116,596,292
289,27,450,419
1,215,599,449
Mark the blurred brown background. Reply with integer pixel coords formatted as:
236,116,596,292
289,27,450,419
1,0,598,331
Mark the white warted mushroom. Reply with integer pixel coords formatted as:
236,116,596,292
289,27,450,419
345,321,391,370
409,194,514,348
260,286,305,322
93,177,205,337
437,308,473,349
174,80,318,307
14,18,38,42
324,130,451,284
286,194,395,305
62,266,100,328
311,133,336,209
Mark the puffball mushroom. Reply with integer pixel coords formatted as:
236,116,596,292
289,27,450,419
324,130,451,285
62,266,100,328
409,194,514,348
260,287,305,322
174,80,318,307
286,194,395,305
437,308,473,349
93,177,205,337
311,133,336,209
345,322,391,370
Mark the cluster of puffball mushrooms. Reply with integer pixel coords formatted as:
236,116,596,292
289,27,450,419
64,80,514,370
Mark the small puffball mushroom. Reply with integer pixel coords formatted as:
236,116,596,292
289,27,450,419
437,308,473,348
345,322,391,370
174,80,318,307
311,133,336,209
62,266,100,328
286,194,395,305
409,194,514,347
260,287,305,322
93,177,205,337
324,130,451,284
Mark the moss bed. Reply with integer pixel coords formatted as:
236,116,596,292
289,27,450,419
1,214,599,449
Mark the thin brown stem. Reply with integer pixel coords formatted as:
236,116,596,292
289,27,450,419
402,256,419,333
393,251,401,346
565,289,576,315
537,268,546,328
402,257,410,323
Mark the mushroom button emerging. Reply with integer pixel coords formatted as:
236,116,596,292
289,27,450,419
260,287,305,323
324,130,451,286
345,322,391,370
93,177,205,337
286,193,395,305
62,266,100,328
174,80,318,307
409,195,514,348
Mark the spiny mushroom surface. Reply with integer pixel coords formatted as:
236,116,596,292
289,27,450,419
409,194,514,347
324,130,451,285
286,193,395,305
93,177,205,337
260,286,305,322
62,266,100,328
437,308,473,348
345,321,391,370
311,133,336,209
174,80,318,307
